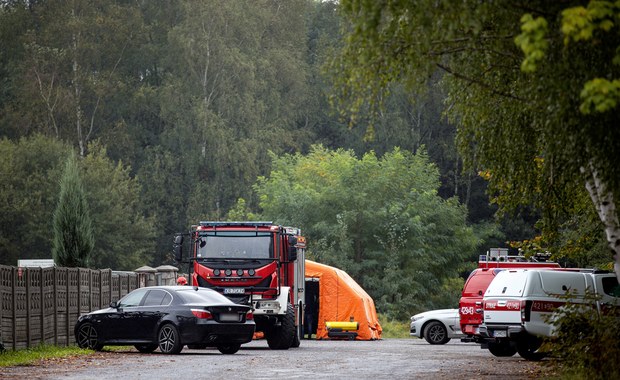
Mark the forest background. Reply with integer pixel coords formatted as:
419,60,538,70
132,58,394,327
0,0,610,320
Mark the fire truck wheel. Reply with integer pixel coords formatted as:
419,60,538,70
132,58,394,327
290,302,303,348
266,303,295,350
516,334,545,361
423,321,450,345
217,343,241,354
487,341,517,357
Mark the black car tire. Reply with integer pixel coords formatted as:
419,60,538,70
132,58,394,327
134,344,158,353
266,303,295,350
423,321,451,345
516,334,545,361
487,341,517,357
158,324,183,354
217,343,241,354
76,323,104,351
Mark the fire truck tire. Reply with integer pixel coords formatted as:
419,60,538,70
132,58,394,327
217,343,241,354
487,341,517,357
516,334,545,361
291,302,302,348
423,321,450,345
266,303,295,350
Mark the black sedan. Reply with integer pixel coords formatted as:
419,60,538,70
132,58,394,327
74,286,255,354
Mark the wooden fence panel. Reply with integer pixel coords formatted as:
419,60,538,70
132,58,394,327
0,265,146,350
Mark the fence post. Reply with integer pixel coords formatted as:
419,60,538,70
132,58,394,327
53,267,58,346
40,267,44,347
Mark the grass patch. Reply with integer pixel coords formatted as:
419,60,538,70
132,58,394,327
0,344,90,367
378,314,410,338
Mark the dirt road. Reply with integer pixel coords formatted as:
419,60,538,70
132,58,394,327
1,338,553,379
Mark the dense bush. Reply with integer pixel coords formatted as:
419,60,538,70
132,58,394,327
546,299,620,379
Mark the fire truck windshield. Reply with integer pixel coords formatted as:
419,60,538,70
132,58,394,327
196,231,273,259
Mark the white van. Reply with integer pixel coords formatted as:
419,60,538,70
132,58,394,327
479,269,620,360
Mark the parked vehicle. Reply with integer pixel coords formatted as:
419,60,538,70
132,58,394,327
459,248,560,351
479,269,620,360
174,221,306,350
410,309,464,345
75,286,256,355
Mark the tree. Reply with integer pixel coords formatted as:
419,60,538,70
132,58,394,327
81,141,156,270
0,134,69,265
52,152,94,267
331,1,619,274
255,145,478,318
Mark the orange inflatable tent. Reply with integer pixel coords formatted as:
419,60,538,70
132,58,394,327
305,260,382,340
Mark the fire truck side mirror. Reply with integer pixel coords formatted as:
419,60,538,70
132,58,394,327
288,236,298,261
173,234,184,262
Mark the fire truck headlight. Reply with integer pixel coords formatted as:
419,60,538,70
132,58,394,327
237,269,244,276
213,269,221,276
225,269,232,276
248,269,256,276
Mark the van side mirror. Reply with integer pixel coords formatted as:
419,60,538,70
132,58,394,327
173,234,184,262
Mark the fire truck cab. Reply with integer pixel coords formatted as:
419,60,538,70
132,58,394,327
173,221,306,350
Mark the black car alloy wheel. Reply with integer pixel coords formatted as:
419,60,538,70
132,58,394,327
77,323,103,351
158,324,183,354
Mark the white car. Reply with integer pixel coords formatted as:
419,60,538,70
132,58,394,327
410,308,464,344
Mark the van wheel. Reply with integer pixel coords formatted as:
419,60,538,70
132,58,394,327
487,341,517,357
516,334,545,361
424,321,450,345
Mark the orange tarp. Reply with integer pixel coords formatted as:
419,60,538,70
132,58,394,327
305,260,382,340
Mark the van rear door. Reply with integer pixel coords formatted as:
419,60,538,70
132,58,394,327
483,270,528,325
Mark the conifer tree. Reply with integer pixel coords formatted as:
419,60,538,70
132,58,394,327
52,152,95,267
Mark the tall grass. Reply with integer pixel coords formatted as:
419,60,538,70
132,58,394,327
378,314,410,338
0,345,89,367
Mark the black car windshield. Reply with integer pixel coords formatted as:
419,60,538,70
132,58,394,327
196,231,273,259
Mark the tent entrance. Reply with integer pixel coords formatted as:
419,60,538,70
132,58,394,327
304,278,319,339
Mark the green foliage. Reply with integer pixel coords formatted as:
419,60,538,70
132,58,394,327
377,314,409,339
546,297,620,379
81,142,156,270
333,0,620,270
514,14,549,73
0,344,90,367
0,135,69,265
256,145,478,319
52,153,95,267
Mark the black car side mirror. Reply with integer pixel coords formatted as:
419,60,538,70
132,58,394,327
110,301,119,308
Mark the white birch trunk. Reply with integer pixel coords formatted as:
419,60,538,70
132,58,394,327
581,162,620,281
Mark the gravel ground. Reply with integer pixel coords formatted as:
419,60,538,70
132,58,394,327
0,338,556,380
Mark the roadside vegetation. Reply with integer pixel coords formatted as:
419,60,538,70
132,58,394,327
377,314,410,339
0,345,88,367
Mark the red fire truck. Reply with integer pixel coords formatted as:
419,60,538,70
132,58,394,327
173,221,306,350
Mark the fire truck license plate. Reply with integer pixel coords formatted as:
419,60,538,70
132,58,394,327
223,288,245,294
493,330,507,338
